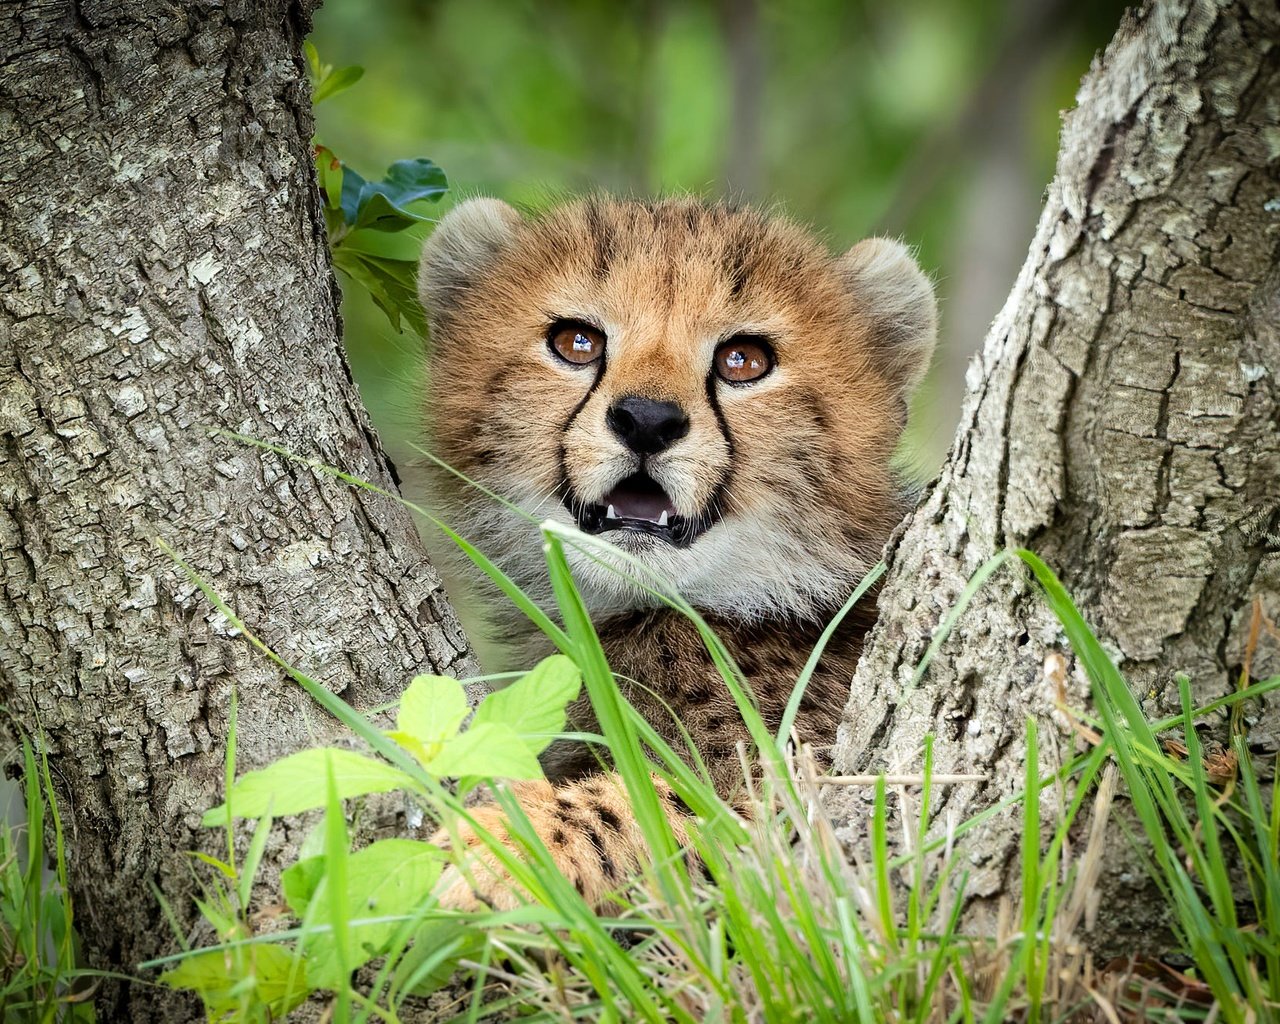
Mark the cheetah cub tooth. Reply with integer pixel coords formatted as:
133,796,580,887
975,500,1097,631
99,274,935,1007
607,504,618,519
658,510,669,526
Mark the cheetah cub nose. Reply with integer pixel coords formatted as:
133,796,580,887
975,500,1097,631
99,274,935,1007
606,396,690,456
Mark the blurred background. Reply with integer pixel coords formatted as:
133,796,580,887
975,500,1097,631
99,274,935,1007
309,0,1128,479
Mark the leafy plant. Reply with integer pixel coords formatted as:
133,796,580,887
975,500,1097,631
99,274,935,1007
150,657,581,1020
307,44,447,335
303,43,363,106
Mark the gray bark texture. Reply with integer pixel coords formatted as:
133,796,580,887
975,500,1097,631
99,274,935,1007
833,0,1280,952
0,1,475,1018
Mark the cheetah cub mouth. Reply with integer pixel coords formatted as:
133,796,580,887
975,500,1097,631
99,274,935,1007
567,471,717,548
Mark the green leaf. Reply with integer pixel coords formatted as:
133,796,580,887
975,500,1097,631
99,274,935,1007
339,225,429,261
194,897,237,937
314,145,344,211
282,855,325,918
366,253,420,289
392,918,485,997
338,164,369,225
372,157,448,209
313,64,364,105
160,950,220,993
472,655,581,754
386,730,434,767
189,850,236,879
331,248,427,335
427,722,543,780
339,158,447,232
323,203,345,240
352,191,430,233
297,819,326,862
320,765,351,1017
160,944,310,1018
303,41,322,81
301,839,443,988
238,810,274,909
397,674,469,746
203,748,414,825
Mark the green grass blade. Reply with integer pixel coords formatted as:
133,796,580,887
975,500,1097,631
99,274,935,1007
1013,549,1246,1018
872,776,897,948
1020,717,1041,1024
541,531,682,892
238,812,274,912
1178,677,1238,936
325,756,352,1023
913,551,1010,685
1148,673,1280,732
21,741,45,986
1234,738,1280,999
777,561,885,744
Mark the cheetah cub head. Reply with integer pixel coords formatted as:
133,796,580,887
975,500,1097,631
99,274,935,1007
418,196,936,623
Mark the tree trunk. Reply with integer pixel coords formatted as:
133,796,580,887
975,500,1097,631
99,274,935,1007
833,0,1280,951
0,2,475,1018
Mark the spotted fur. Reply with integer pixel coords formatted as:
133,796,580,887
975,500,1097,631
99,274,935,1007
417,195,936,909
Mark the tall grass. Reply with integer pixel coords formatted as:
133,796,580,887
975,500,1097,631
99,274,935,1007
0,738,102,1023
144,440,1278,1023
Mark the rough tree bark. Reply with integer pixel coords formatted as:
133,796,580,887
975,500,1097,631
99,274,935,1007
833,0,1280,950
0,1,475,1018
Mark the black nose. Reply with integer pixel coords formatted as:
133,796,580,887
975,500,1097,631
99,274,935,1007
605,396,690,456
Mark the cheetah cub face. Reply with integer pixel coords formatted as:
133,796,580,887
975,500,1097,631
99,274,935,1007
418,197,936,623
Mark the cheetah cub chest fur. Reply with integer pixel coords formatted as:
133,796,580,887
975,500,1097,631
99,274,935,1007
418,196,936,908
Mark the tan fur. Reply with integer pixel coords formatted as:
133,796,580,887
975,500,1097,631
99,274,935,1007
417,195,936,909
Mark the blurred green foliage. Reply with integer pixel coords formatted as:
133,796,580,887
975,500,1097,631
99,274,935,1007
310,0,1127,473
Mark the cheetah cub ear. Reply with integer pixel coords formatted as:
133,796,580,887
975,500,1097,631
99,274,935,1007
418,197,522,319
837,238,938,399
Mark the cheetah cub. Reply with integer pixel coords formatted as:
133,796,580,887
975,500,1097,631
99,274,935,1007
417,196,936,909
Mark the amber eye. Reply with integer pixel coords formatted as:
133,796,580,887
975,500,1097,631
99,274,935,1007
714,336,774,384
548,321,606,366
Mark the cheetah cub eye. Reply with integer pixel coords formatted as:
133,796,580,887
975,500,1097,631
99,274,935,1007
548,320,605,366
713,336,774,384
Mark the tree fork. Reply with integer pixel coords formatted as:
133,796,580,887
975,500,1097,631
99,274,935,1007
0,1,475,1017
833,0,1280,951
